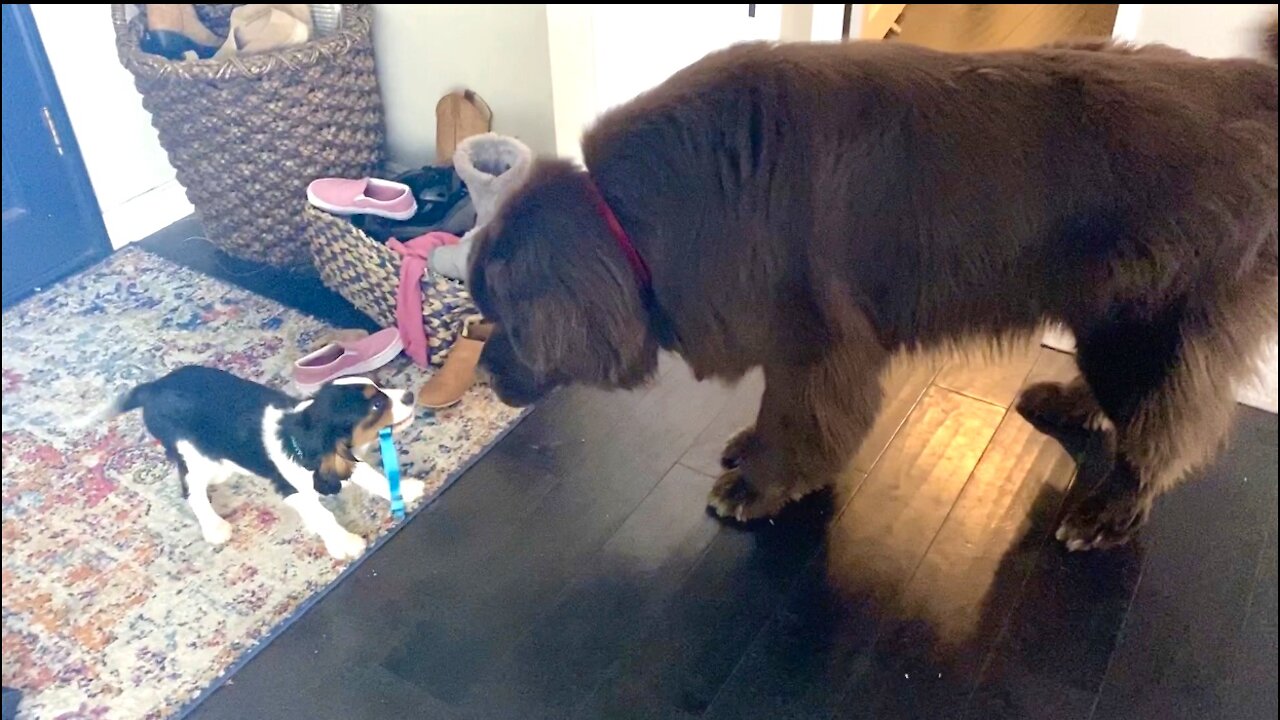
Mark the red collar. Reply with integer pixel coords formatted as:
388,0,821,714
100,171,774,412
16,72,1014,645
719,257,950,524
585,177,651,291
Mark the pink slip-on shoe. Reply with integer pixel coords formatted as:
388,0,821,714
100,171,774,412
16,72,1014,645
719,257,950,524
293,327,405,394
306,177,417,221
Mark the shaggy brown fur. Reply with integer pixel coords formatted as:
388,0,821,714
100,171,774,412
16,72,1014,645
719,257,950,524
468,31,1278,551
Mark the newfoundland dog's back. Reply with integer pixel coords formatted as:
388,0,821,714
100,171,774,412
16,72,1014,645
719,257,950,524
582,38,1278,356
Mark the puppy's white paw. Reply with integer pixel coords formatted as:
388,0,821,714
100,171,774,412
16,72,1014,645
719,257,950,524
399,479,427,505
201,517,233,546
324,530,367,561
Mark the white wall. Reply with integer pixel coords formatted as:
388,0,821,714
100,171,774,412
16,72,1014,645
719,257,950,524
545,5,597,163
547,4,790,160
809,4,849,42
589,5,782,115
30,4,192,249
782,4,849,42
373,4,557,166
1113,3,1275,56
1045,4,1277,413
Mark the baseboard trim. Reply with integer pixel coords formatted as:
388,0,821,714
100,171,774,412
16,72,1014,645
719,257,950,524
102,180,194,249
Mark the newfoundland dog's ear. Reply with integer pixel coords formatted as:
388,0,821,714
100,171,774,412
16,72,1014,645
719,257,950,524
468,160,659,389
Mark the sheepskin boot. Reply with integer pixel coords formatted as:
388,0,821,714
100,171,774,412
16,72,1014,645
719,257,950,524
429,133,533,281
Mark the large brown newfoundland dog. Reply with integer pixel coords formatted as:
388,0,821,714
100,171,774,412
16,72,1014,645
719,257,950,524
468,31,1278,551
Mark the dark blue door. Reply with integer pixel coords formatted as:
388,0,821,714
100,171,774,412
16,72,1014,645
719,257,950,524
2,4,112,308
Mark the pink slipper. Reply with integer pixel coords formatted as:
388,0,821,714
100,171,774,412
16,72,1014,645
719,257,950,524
293,327,405,394
306,177,417,221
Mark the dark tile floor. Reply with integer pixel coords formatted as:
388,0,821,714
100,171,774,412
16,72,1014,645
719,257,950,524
141,221,1277,720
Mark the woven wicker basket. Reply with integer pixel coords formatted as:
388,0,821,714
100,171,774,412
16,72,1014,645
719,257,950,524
304,206,476,365
113,4,385,267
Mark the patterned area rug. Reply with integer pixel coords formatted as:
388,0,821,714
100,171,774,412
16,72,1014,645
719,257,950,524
1,248,524,719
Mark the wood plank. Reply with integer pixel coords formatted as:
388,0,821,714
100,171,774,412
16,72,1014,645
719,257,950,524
465,464,722,719
680,355,935,479
1091,408,1278,720
573,475,855,720
194,661,460,720
854,356,939,473
838,348,1079,719
703,387,1006,719
679,370,764,478
964,552,1143,719
934,339,1041,408
377,364,732,703
964,422,1144,720
1222,530,1278,720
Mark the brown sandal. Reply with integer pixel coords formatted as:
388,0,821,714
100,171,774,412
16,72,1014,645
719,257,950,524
417,316,492,409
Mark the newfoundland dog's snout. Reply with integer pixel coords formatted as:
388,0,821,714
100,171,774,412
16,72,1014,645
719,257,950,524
478,326,555,407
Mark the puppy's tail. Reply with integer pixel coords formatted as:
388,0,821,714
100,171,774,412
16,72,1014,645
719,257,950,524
65,382,152,434
95,382,153,424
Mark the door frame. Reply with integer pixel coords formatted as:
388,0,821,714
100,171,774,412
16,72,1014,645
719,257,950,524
2,3,112,308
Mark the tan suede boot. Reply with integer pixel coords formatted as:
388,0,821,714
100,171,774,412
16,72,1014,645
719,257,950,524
417,316,492,409
435,90,492,166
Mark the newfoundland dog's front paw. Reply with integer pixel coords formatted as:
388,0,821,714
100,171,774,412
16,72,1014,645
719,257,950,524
720,427,760,470
707,468,785,522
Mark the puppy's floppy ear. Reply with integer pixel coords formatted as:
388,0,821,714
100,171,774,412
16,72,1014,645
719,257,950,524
470,161,659,388
280,390,361,483
315,437,356,493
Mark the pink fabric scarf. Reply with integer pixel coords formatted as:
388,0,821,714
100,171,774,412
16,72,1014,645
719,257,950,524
386,232,461,366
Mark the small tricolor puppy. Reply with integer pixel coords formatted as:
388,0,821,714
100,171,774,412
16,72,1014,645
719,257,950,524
107,365,424,559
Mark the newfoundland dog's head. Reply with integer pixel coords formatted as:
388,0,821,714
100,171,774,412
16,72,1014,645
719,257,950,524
467,159,660,407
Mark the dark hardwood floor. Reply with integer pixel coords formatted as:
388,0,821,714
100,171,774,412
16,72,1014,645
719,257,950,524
142,221,1277,720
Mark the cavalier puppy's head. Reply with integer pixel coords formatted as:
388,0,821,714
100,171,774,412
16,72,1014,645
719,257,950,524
467,159,660,407
283,377,415,494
